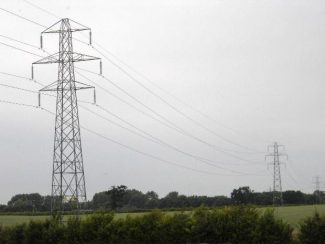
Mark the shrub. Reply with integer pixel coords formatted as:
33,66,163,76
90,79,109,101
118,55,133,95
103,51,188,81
80,211,114,243
5,224,25,244
161,212,191,243
41,215,65,244
299,212,325,244
0,207,294,243
23,221,45,244
253,209,293,244
190,206,260,243
121,210,165,244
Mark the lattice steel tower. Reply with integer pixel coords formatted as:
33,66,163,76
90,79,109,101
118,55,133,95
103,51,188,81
313,176,322,204
32,18,101,211
265,142,287,205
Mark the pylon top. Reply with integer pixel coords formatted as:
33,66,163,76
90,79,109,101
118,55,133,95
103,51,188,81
41,18,91,34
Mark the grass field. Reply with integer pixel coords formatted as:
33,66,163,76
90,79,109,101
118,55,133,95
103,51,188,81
0,204,324,228
272,204,325,228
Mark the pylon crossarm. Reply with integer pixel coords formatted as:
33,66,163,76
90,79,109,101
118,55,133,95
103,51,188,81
69,19,91,31
71,52,100,62
41,18,90,34
39,81,57,92
43,28,89,34
33,52,100,64
33,52,59,64
41,20,62,34
39,81,94,92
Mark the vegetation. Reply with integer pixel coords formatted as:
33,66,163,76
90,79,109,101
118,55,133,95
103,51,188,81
299,212,325,243
0,207,293,244
0,185,321,213
1,186,324,242
2,204,325,228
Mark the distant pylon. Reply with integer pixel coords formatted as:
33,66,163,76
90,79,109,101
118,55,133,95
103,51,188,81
313,176,322,204
265,142,288,205
32,18,101,212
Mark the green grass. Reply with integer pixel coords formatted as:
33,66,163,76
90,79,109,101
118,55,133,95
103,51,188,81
272,204,325,228
0,212,145,227
0,204,324,228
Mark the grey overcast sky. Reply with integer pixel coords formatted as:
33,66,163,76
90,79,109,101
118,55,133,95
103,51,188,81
0,0,324,204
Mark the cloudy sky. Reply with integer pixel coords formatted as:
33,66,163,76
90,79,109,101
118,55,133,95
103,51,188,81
0,0,324,204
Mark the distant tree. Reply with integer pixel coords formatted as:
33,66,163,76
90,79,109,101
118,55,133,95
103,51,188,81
7,193,43,212
160,191,179,208
92,192,110,209
231,186,253,205
253,192,273,205
123,189,147,209
145,191,159,208
107,185,127,210
283,190,305,204
145,191,159,201
0,204,6,211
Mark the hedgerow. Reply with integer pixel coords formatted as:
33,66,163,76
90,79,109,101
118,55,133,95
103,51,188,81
0,206,293,244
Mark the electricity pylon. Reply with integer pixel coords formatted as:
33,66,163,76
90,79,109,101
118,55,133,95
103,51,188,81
265,142,287,205
32,18,101,212
313,176,322,204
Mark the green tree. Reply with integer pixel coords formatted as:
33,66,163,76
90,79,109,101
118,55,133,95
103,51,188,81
231,186,254,204
107,185,127,210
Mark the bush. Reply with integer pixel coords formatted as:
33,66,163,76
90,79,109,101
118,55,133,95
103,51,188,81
161,212,191,243
189,206,260,243
299,212,325,244
0,207,294,243
253,209,293,243
6,224,25,244
80,211,114,243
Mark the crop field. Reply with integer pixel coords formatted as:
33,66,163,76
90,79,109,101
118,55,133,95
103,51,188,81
0,204,325,228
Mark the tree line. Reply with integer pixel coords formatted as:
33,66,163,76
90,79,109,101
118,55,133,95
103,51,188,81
0,185,323,213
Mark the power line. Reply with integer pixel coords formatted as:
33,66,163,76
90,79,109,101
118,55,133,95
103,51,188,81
92,46,264,154
0,7,46,28
0,34,40,50
89,34,254,140
0,71,32,81
0,99,39,109
81,104,266,174
0,74,95,113
0,3,263,155
0,7,264,164
0,3,317,194
78,71,264,166
78,67,262,164
0,68,263,174
0,41,43,58
0,32,262,166
0,71,46,86
0,7,89,48
0,4,267,155
81,125,253,177
0,82,38,94
23,0,59,19
0,99,258,177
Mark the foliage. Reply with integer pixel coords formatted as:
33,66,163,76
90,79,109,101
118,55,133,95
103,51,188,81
0,186,321,213
231,186,254,204
283,191,306,205
253,209,293,243
299,212,325,244
0,207,294,243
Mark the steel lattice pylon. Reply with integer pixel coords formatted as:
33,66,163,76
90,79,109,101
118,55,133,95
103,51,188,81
32,18,101,212
265,142,287,205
